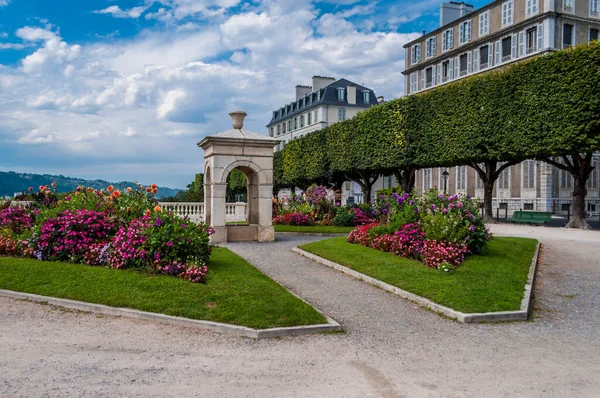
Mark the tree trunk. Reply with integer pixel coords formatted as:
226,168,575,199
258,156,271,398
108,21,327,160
469,160,518,224
544,153,593,230
348,171,379,204
394,167,416,194
483,180,494,223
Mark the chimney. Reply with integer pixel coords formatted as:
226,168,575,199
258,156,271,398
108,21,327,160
347,84,356,105
440,2,474,27
295,85,312,100
312,76,336,92
377,96,385,103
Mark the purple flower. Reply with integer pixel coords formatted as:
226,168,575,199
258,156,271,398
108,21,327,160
380,195,385,199
392,193,399,199
409,200,415,205
181,223,187,228
469,225,476,232
438,193,443,199
442,208,448,214
397,197,404,204
430,204,436,210
155,218,162,227
154,252,161,260
457,201,463,208
167,241,174,247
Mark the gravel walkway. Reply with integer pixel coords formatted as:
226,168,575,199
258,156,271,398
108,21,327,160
1,225,599,397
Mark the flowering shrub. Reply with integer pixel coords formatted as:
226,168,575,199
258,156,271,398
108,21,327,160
0,182,213,284
273,212,310,226
333,206,377,227
0,207,34,234
305,185,328,204
421,240,468,269
348,191,489,270
36,210,117,263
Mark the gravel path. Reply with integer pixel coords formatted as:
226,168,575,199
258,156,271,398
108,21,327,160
1,225,599,397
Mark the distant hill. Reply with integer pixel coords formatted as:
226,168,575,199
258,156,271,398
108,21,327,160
0,171,182,199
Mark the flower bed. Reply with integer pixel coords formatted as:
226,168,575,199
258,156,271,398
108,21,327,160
347,191,489,271
0,183,212,283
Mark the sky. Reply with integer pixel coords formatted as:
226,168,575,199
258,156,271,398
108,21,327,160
0,0,488,188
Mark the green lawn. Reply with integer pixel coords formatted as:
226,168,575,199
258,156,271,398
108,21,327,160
299,237,538,314
275,225,355,234
0,248,326,329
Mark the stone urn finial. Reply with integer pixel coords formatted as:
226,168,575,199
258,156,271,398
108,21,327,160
229,111,247,130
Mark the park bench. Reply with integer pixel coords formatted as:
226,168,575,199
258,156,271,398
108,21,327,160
507,211,552,225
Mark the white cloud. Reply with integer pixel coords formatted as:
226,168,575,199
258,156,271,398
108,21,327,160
0,0,9,7
0,1,421,187
94,5,151,19
0,32,7,39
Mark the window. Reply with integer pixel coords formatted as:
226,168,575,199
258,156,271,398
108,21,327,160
522,160,536,189
281,140,286,149
564,0,574,12
426,37,436,58
282,123,286,134
293,117,298,130
277,125,281,136
560,170,573,189
476,175,484,189
498,167,510,189
459,53,468,76
316,90,321,101
269,127,273,137
480,45,490,68
502,0,514,27
459,20,472,45
563,24,574,48
442,60,452,82
425,67,434,88
410,72,418,93
300,115,304,128
590,28,599,42
456,166,467,191
526,27,538,53
411,44,421,64
587,160,599,189
502,36,512,61
337,88,345,101
307,112,312,125
287,120,291,132
314,110,319,123
363,91,370,103
592,0,599,15
479,11,489,36
423,169,432,191
338,108,346,121
442,29,454,52
526,0,538,17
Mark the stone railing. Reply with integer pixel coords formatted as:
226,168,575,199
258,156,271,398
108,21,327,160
159,202,247,223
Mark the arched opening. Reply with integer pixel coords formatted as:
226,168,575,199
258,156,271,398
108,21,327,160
223,165,259,226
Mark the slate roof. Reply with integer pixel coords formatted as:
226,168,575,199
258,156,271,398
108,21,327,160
266,78,379,127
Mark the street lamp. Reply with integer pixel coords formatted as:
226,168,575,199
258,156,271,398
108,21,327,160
442,169,449,195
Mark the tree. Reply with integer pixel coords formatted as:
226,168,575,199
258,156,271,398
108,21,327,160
226,168,247,202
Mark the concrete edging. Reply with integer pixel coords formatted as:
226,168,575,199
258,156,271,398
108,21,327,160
0,289,341,339
276,232,349,237
292,242,541,323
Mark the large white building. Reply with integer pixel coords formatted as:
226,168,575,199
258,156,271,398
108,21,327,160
268,76,382,203
402,0,600,217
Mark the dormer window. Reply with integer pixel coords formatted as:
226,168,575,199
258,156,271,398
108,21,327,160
316,90,321,101
337,88,345,101
363,91,370,103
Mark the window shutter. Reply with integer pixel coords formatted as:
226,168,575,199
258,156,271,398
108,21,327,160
432,65,436,86
442,31,447,51
473,48,479,72
467,51,472,73
467,20,472,41
488,43,494,66
511,34,517,59
537,23,544,50
495,40,501,64
449,58,454,79
437,63,442,84
454,56,459,78
449,29,454,49
519,31,524,56
421,70,425,91
460,23,464,44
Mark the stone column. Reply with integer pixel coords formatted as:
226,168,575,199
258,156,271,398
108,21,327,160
209,183,228,244
258,184,274,241
539,162,553,212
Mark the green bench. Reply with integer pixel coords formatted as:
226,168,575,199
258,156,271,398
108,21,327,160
507,211,552,225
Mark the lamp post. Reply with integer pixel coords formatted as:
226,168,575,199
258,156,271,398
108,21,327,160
442,169,449,195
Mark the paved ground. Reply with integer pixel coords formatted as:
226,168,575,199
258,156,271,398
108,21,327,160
1,225,599,397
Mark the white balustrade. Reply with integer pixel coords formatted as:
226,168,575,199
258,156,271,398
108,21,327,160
158,202,247,224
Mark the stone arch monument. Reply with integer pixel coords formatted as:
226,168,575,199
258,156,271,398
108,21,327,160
198,111,280,244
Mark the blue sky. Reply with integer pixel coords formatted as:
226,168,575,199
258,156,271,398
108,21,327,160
0,0,488,188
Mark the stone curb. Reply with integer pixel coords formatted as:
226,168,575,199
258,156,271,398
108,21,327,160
0,290,342,339
292,242,540,323
276,232,349,237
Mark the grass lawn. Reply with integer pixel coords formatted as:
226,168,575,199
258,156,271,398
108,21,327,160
299,237,538,314
0,248,326,329
275,225,355,234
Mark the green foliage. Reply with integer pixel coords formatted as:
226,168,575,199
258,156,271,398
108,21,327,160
332,207,354,227
421,211,470,244
274,43,600,188
226,169,247,202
